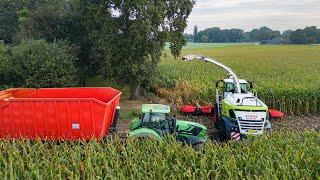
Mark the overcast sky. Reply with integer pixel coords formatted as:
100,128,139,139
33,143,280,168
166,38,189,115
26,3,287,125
185,0,320,33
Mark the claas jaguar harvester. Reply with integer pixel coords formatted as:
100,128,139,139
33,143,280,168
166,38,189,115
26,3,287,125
129,104,207,147
182,54,279,141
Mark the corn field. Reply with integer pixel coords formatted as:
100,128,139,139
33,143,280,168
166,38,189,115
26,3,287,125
157,45,320,115
0,131,318,179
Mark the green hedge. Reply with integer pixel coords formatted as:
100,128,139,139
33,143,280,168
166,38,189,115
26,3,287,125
0,39,78,89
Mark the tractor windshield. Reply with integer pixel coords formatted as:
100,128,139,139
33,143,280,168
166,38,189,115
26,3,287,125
226,83,247,93
142,112,168,130
142,112,166,123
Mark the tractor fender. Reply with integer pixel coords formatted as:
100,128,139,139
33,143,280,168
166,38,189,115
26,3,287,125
128,128,162,141
177,135,206,146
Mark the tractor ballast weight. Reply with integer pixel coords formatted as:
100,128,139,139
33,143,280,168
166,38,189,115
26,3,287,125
182,54,283,141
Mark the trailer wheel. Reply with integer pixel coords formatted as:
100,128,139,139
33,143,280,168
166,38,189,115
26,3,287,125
217,119,227,141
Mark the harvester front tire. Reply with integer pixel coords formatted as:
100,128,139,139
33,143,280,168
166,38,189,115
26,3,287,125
217,119,227,141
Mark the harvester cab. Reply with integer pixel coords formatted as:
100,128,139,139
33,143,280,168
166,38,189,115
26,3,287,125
182,54,277,141
129,104,207,147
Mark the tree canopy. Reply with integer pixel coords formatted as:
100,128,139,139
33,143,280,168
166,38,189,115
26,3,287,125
0,39,78,88
0,0,194,99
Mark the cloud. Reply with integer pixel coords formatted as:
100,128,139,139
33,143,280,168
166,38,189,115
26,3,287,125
186,0,320,33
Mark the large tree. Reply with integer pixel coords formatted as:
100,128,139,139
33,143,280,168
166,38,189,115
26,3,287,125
0,0,42,43
282,30,293,43
16,0,69,42
167,0,195,59
290,29,308,44
111,0,194,99
304,26,318,43
0,39,78,88
194,27,244,43
193,25,198,42
17,0,109,86
317,29,320,44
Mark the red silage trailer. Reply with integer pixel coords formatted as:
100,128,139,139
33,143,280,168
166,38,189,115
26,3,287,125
0,88,121,140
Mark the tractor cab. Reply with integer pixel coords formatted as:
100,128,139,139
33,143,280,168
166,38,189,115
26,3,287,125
130,104,175,136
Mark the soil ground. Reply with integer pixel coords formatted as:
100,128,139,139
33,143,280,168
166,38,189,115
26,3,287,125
114,99,320,139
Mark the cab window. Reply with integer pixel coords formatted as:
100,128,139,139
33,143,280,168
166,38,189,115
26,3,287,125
240,83,247,93
226,83,234,92
225,83,247,93
142,112,166,122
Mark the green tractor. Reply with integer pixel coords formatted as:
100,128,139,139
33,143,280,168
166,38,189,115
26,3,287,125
129,104,207,147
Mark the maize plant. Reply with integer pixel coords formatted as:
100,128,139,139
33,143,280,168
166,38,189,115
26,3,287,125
0,131,318,179
156,45,320,115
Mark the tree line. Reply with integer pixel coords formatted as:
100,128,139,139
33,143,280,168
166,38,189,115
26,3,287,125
0,0,194,99
186,26,320,44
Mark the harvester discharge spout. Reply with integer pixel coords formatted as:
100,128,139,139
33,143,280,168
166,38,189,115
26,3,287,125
182,54,241,94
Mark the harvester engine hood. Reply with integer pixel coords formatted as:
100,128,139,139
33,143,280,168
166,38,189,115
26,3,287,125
226,93,267,107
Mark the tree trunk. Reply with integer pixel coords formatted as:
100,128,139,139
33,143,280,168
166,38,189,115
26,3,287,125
81,78,86,87
130,82,140,100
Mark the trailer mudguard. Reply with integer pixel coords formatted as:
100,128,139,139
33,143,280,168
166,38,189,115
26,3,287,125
128,128,162,141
